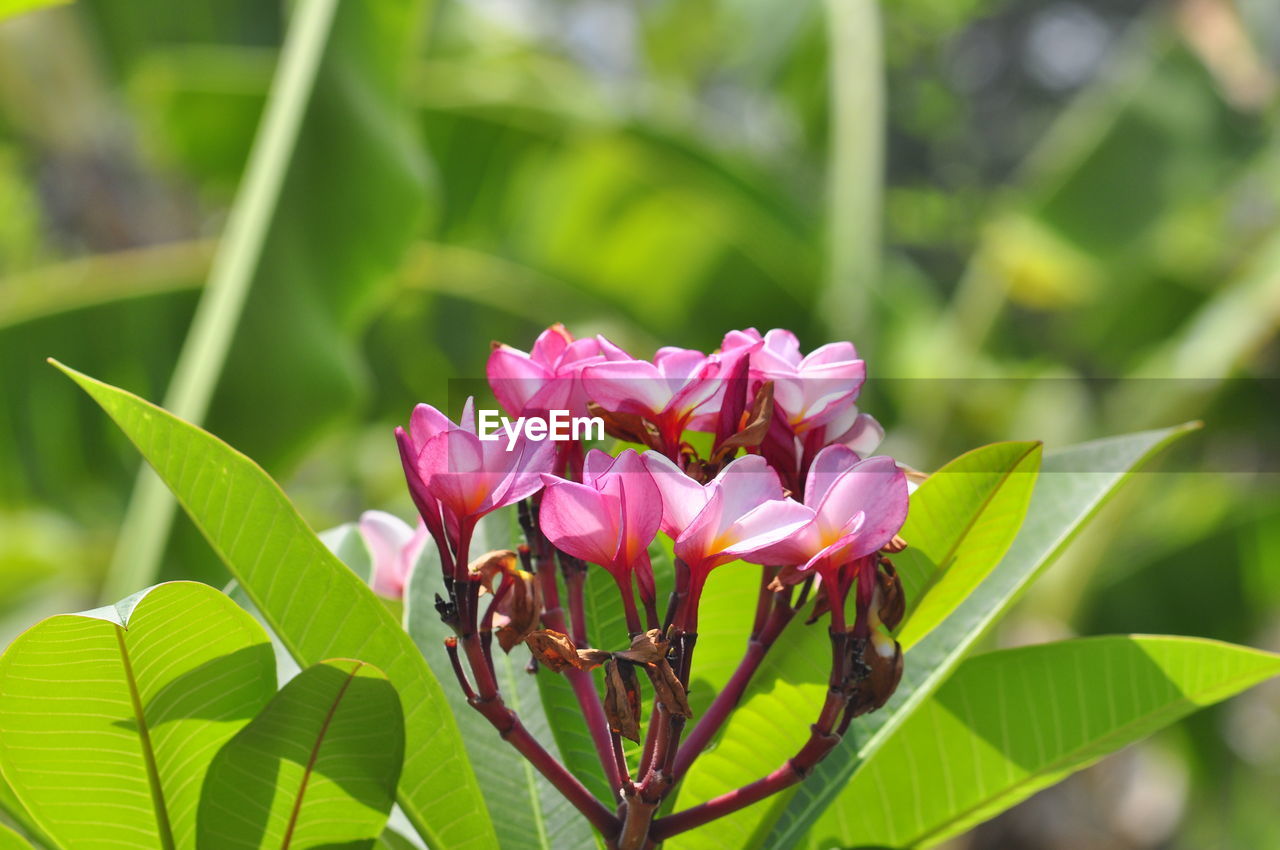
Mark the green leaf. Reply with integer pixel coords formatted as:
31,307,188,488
0,581,276,850
0,821,31,850
0,773,53,849
198,659,404,849
895,441,1042,650
667,424,1196,850
106,0,430,600
761,423,1200,849
400,510,597,850
53,362,498,849
810,636,1280,849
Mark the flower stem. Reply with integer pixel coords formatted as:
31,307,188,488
673,597,795,777
650,625,851,840
523,498,623,793
468,691,621,838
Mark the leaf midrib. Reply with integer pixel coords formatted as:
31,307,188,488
281,661,363,850
115,627,177,850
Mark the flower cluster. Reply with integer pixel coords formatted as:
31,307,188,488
390,324,910,848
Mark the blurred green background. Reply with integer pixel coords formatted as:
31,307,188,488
1,0,1277,847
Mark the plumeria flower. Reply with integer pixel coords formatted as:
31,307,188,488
722,328,865,434
641,452,811,629
487,323,630,419
751,445,908,583
539,449,662,630
581,345,754,457
350,511,430,600
396,398,555,566
814,403,884,458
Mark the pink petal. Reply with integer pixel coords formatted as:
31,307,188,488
359,510,417,598
539,480,620,566
422,430,488,517
719,498,814,560
487,346,553,416
641,451,711,538
581,360,671,417
814,455,908,552
490,436,556,510
803,444,862,508
721,328,763,352
530,323,573,364
609,450,662,565
761,329,802,366
800,341,859,367
711,455,787,523
409,403,453,449
581,448,618,486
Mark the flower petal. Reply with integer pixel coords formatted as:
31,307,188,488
641,451,711,538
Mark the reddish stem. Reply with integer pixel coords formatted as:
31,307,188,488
614,574,643,636
525,499,623,793
649,728,839,840
469,693,621,838
673,600,795,777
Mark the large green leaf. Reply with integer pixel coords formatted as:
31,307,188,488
54,362,497,849
810,636,1280,849
665,424,1196,849
400,510,596,850
0,581,276,850
761,423,1200,848
895,441,1042,650
198,658,403,849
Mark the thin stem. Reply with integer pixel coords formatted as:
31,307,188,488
651,621,852,840
468,694,620,838
673,600,796,777
565,560,590,645
615,574,643,636
524,499,623,793
650,728,840,841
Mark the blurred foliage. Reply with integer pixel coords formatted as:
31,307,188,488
0,0,1277,847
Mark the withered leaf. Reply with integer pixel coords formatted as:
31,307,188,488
846,634,903,718
524,629,609,672
875,558,905,632
493,568,544,653
468,549,520,592
713,380,774,461
586,402,664,452
603,660,642,742
614,629,669,664
644,660,692,718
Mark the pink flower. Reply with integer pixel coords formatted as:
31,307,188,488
641,452,811,579
538,449,662,622
581,345,754,454
816,405,884,457
396,398,555,527
352,511,430,599
722,328,865,433
751,445,907,579
487,324,629,418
